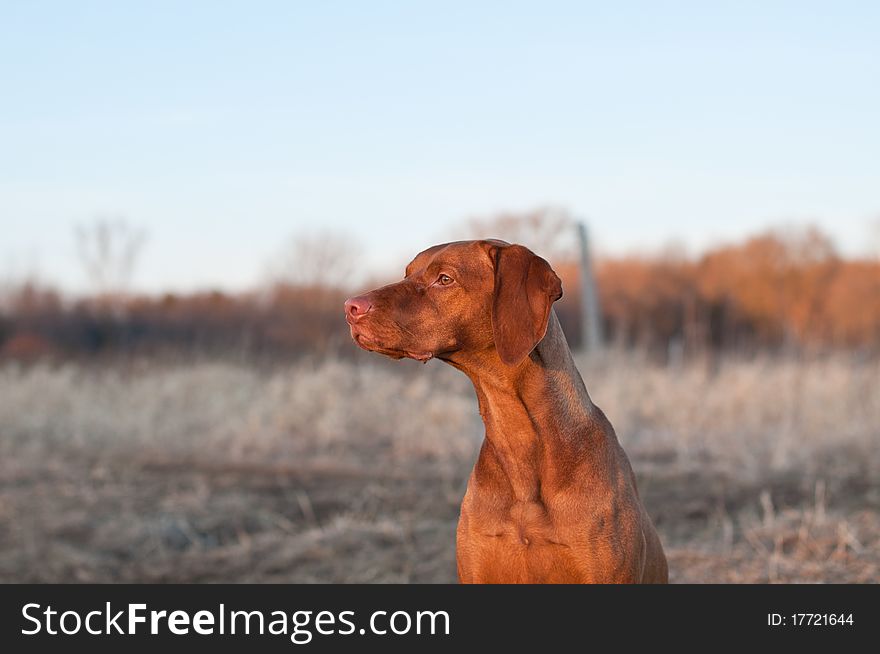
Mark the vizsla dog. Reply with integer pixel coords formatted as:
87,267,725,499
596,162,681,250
344,240,668,583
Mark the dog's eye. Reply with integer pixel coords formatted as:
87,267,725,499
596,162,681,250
437,274,454,286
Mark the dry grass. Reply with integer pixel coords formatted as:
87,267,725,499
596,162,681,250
0,352,878,583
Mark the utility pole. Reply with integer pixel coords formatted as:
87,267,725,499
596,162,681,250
577,221,604,353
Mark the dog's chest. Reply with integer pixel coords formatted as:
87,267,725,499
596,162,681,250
458,499,583,583
497,499,556,546
458,503,579,583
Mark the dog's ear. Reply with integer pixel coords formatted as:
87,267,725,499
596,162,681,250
490,243,563,366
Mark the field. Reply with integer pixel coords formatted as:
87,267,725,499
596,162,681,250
1,352,878,583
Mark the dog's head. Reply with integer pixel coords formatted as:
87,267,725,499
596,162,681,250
344,240,562,366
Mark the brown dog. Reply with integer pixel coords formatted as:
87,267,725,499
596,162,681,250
344,240,668,583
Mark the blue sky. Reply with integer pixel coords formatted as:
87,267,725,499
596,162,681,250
2,1,878,292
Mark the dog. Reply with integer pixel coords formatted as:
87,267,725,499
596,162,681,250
345,239,667,583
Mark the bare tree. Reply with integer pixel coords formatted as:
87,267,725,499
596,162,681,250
267,229,361,290
0,250,43,312
74,217,147,297
457,206,578,261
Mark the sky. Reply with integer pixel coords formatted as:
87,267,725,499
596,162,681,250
1,1,878,293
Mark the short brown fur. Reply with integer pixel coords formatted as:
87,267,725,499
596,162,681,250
344,240,668,583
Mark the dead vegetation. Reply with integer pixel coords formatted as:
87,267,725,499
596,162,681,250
0,352,877,583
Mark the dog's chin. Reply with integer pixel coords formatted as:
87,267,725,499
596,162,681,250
351,330,433,363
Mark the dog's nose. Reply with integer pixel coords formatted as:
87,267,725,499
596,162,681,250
344,296,372,321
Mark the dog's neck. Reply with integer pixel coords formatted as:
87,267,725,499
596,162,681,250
446,312,599,502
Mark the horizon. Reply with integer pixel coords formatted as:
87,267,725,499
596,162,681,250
4,218,874,300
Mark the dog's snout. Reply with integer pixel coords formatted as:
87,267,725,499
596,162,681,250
344,295,373,322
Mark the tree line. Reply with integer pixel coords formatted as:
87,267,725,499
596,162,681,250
1,215,878,361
